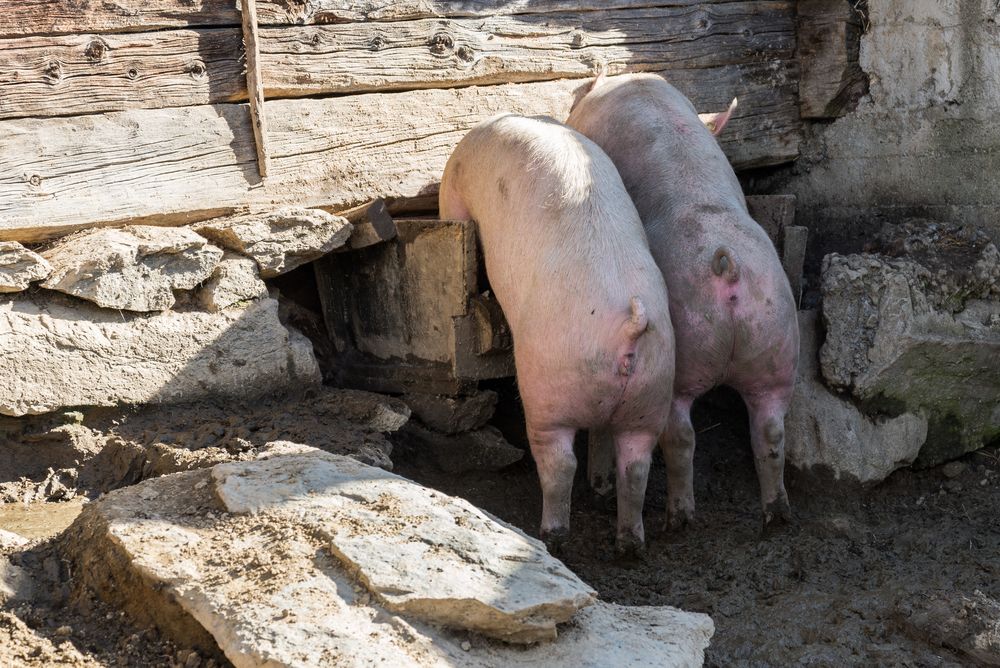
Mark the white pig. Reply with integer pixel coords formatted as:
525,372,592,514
439,114,675,554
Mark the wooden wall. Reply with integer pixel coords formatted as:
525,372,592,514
0,1,800,241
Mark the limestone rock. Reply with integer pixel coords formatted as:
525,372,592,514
404,423,524,474
785,311,928,484
197,252,268,312
404,391,498,434
819,243,1000,465
63,455,713,667
0,530,28,550
214,453,593,643
0,241,51,292
40,225,222,312
193,208,352,278
0,294,319,416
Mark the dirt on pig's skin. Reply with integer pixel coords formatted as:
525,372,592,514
394,387,1000,667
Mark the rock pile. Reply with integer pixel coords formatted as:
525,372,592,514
0,209,352,418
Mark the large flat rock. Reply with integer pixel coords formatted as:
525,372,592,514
213,453,593,643
41,225,223,312
785,311,928,484
0,295,319,416
62,452,713,667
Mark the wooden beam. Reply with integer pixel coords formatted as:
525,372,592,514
0,67,799,243
240,0,269,179
797,0,869,118
0,3,794,121
0,1,734,38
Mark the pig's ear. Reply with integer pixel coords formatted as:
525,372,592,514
698,97,738,136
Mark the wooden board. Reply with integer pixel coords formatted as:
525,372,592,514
797,0,869,118
0,67,798,242
0,1,735,38
315,218,513,394
0,3,794,120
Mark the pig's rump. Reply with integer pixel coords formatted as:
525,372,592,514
439,114,673,433
662,231,798,399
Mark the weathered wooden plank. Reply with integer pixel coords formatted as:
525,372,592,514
240,0,270,178
0,1,739,38
0,69,799,242
0,3,794,120
797,0,869,118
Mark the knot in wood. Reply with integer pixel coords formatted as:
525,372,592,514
456,45,474,62
187,60,207,78
368,34,386,51
43,60,63,83
85,38,109,63
570,31,586,48
28,174,42,187
428,32,454,55
126,67,140,80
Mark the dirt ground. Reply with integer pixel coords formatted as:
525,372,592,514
396,386,1000,667
1,385,998,667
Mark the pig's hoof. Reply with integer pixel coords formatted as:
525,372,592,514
760,500,793,537
664,509,696,533
540,527,570,555
614,535,646,561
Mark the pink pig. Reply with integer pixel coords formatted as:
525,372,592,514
440,114,675,554
567,74,799,530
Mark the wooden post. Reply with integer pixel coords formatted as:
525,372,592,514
240,0,269,178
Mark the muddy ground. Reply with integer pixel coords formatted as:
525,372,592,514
1,385,998,666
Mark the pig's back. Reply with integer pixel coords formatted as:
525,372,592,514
441,114,663,329
440,114,674,428
568,75,796,392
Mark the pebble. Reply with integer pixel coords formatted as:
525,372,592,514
194,481,208,490
53,625,72,636
942,461,966,479
461,641,472,652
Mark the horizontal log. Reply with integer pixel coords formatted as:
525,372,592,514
0,69,799,242
0,3,794,120
0,1,735,38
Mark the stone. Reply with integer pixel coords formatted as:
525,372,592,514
214,453,592,643
820,225,1000,466
941,461,966,479
0,241,51,292
63,454,713,667
0,559,33,604
0,530,28,550
403,424,523,474
197,252,268,312
40,225,223,312
898,590,1000,666
0,294,319,416
193,208,352,278
404,391,498,434
785,311,928,484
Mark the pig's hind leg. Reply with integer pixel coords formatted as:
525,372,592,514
660,396,697,531
613,429,658,557
527,424,578,550
740,385,794,529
